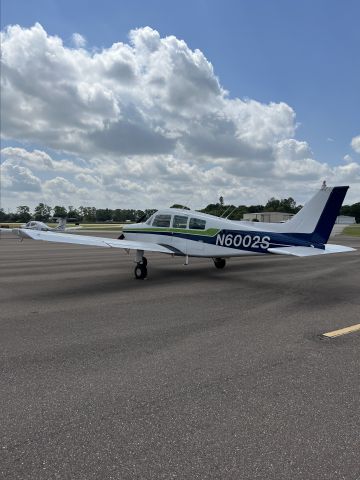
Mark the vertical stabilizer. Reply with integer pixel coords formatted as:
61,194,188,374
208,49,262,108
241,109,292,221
285,186,348,244
55,218,67,231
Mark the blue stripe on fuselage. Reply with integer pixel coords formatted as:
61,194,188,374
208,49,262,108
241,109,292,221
210,230,322,252
125,229,323,252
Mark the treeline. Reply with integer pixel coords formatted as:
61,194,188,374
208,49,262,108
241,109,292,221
0,203,156,223
202,197,360,222
1,198,359,223
200,196,303,220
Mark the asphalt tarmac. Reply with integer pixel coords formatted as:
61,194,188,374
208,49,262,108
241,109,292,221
0,232,359,480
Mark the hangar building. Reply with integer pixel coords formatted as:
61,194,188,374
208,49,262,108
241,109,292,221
242,212,294,223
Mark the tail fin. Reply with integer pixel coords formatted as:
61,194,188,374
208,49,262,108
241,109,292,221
284,186,349,244
54,218,66,231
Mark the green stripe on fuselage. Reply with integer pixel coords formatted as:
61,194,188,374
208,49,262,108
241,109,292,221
123,227,220,237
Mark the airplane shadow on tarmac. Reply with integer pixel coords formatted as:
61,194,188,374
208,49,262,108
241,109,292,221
18,255,315,302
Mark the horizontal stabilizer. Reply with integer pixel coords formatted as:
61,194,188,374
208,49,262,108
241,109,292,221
268,244,355,257
18,229,174,254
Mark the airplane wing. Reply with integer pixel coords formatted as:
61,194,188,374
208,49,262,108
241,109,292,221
268,244,355,257
13,228,174,254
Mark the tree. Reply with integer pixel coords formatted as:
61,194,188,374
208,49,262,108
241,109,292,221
248,205,264,213
279,197,297,213
79,206,96,222
16,206,32,223
219,196,224,206
0,208,9,222
265,197,281,212
135,210,146,221
53,206,68,218
170,204,190,210
264,197,299,213
350,202,360,223
201,203,223,217
67,206,79,219
34,203,52,221
145,209,157,217
96,208,113,222
340,205,352,216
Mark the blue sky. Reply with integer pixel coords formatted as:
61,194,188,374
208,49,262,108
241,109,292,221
1,0,359,209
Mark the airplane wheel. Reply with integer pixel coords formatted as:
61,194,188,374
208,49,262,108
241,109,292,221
135,263,147,280
214,258,226,269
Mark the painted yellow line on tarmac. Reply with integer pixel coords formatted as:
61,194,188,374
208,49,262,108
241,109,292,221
323,323,360,338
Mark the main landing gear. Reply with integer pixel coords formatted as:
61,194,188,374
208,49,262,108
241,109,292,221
213,258,226,269
134,256,147,280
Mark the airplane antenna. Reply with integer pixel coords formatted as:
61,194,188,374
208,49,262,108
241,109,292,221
183,194,194,210
226,206,239,219
219,206,232,218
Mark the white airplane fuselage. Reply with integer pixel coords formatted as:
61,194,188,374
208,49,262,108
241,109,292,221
122,186,353,261
123,210,272,257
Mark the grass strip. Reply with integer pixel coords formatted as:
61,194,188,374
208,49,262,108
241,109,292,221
343,225,360,236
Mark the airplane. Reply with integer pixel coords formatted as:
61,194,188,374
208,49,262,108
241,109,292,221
0,185,355,279
2,217,81,232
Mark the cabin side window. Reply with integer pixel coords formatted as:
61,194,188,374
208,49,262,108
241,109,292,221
189,218,206,230
152,214,171,228
173,215,188,229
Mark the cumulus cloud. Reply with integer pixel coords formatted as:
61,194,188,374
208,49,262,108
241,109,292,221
351,135,360,154
0,23,359,208
331,161,360,182
343,154,353,164
1,162,42,193
0,23,295,159
1,147,92,174
274,139,329,179
72,32,86,48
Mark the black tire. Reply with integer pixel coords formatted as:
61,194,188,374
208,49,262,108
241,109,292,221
134,264,147,279
214,258,226,269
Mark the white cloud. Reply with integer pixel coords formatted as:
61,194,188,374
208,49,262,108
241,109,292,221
72,32,86,48
1,147,92,174
0,23,359,209
343,154,353,164
1,162,42,193
331,162,360,182
351,135,360,154
0,23,294,158
274,139,329,180
75,173,100,185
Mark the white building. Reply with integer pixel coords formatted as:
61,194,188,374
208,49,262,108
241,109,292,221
242,212,294,223
335,215,356,224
